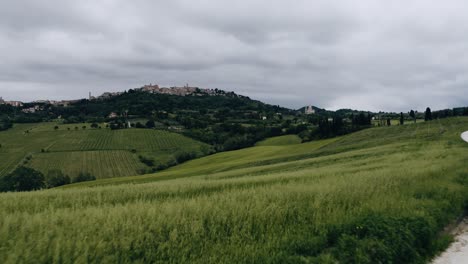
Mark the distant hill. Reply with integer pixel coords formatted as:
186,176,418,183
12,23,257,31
59,88,292,119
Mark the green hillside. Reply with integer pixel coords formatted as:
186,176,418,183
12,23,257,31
0,123,209,179
0,117,467,263
256,134,302,146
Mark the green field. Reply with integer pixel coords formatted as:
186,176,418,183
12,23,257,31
0,123,209,179
256,134,302,146
0,118,467,263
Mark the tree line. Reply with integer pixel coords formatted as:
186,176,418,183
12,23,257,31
0,167,96,192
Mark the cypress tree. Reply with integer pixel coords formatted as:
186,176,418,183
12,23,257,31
425,107,432,121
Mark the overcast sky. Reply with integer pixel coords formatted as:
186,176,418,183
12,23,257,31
0,0,467,112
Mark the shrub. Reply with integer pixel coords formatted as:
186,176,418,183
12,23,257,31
137,168,149,175
145,120,155,128
138,155,154,167
72,172,96,183
175,151,197,164
46,170,71,188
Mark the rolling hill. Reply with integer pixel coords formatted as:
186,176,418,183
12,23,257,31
0,117,467,263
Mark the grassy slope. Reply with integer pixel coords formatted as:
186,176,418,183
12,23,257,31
256,134,302,146
1,117,468,263
0,123,208,179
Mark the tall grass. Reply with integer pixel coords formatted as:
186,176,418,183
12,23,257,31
0,117,467,263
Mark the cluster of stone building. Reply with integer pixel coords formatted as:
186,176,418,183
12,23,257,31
0,96,84,113
135,83,221,96
138,84,201,96
0,97,23,107
90,83,224,100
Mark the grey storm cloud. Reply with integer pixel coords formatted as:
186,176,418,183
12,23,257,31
0,0,468,112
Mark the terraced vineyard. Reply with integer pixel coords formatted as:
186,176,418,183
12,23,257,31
47,129,202,152
0,123,209,179
28,150,147,179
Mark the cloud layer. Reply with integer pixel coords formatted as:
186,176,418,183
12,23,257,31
1,0,467,111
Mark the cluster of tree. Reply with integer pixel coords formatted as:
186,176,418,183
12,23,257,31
403,107,468,124
108,119,159,130
0,167,96,192
429,106,468,120
298,113,373,142
183,123,286,151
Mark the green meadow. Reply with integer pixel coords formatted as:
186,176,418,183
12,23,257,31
0,117,467,263
256,134,303,146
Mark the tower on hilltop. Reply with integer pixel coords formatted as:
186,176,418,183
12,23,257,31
305,105,315,115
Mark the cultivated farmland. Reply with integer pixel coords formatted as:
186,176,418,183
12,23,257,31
0,123,209,179
0,117,467,263
28,150,147,179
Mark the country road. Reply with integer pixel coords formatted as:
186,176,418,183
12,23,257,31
432,132,468,263
432,218,468,264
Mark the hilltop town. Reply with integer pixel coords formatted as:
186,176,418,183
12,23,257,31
0,83,244,113
89,84,241,101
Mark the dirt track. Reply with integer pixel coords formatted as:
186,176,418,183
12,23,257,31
432,133,468,263
432,218,468,264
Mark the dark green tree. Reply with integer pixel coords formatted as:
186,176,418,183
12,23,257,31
409,110,416,123
425,107,432,121
146,120,156,128
0,166,45,192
